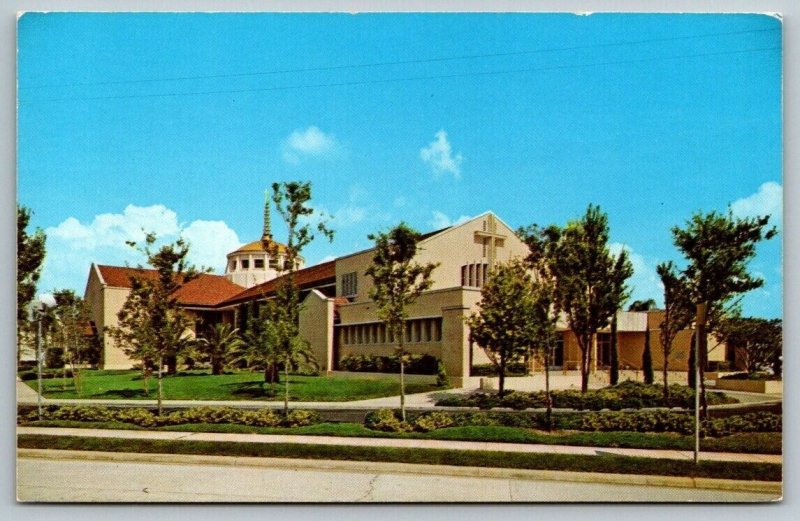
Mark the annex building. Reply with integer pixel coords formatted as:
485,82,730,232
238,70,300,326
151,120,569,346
84,199,727,385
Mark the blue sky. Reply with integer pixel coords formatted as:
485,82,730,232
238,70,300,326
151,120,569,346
17,12,782,317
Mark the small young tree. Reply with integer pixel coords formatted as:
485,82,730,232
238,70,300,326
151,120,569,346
366,223,437,421
48,289,96,393
228,304,281,393
518,224,561,426
656,261,693,397
269,181,332,416
196,323,244,375
467,260,537,399
107,233,200,415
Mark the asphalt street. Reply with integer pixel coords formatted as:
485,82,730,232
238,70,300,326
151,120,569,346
17,451,781,503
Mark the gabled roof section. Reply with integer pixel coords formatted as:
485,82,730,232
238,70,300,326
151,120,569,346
220,260,336,307
94,265,244,307
417,211,516,246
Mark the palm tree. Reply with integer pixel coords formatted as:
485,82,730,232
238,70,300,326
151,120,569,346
196,323,244,375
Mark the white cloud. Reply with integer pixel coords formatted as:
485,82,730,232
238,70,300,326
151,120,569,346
731,181,782,226
281,126,341,164
40,205,242,296
420,130,464,178
181,220,243,270
609,243,664,308
48,204,179,250
429,211,471,230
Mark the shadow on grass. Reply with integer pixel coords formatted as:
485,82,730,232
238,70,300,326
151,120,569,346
226,381,280,399
97,389,152,399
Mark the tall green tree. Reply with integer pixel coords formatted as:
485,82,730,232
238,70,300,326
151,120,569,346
467,260,537,399
627,299,656,384
17,205,47,362
534,205,633,392
365,223,437,420
671,210,777,416
269,181,332,416
107,233,200,415
196,323,244,375
656,261,693,397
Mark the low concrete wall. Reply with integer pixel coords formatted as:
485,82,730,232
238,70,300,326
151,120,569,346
714,378,783,394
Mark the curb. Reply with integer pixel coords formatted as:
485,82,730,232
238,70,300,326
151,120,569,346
18,448,782,496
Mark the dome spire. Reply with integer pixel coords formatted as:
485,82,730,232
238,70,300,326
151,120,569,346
262,189,272,241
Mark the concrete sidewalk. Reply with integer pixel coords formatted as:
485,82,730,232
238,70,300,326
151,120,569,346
16,426,782,464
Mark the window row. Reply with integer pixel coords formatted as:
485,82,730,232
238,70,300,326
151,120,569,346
229,257,294,271
339,318,443,345
461,262,489,288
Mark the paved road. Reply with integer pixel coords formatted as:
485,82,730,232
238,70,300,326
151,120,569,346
17,451,781,503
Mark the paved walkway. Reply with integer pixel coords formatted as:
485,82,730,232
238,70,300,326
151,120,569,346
16,426,782,464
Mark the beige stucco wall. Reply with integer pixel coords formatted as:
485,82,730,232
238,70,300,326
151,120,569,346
298,290,335,372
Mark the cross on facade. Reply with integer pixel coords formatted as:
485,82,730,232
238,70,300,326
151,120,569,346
474,213,506,271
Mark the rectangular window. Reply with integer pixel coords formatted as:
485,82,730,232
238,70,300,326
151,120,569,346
230,260,237,271
342,272,358,297
241,259,250,269
461,265,467,286
254,259,264,269
269,258,279,268
432,318,442,342
405,322,412,343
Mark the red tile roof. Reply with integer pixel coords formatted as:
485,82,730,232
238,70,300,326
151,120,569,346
96,265,244,307
220,260,336,306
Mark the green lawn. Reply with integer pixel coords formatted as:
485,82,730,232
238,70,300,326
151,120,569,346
17,434,782,482
26,369,442,402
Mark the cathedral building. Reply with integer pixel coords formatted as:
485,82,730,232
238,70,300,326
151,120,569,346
84,197,727,384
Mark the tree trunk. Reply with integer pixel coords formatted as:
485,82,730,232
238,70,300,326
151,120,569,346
498,356,506,399
662,353,670,399
283,361,290,417
544,345,552,430
687,331,696,389
212,357,222,376
157,356,163,417
580,335,591,392
609,315,619,385
399,357,406,422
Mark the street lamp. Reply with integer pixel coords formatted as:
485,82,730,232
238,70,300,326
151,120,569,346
694,302,707,465
27,296,54,421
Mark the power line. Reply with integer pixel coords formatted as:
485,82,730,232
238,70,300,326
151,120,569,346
20,26,779,91
19,45,780,105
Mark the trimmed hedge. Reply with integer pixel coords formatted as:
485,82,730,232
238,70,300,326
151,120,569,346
470,363,529,377
339,353,440,375
19,405,321,429
435,381,738,410
720,372,781,381
363,408,781,436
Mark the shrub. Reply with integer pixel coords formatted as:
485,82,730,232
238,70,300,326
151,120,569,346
435,361,450,388
719,372,780,381
339,354,440,375
434,381,738,411
413,411,455,432
470,363,529,377
285,409,321,427
364,409,413,432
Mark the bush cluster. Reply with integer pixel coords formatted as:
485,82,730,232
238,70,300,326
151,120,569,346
18,369,64,381
21,405,322,429
436,381,738,410
719,372,781,381
339,354,440,375
363,408,781,436
470,363,529,377
363,409,457,433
